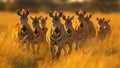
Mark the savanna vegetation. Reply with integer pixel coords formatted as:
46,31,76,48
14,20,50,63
0,11,120,68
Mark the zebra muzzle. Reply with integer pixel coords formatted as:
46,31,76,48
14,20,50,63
50,34,62,41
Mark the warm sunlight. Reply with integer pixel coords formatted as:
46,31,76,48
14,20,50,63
0,0,120,68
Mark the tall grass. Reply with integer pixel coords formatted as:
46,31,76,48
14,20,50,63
0,12,120,68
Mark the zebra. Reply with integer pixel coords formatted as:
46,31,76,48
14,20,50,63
62,15,76,54
96,18,111,40
96,18,106,40
30,16,41,54
39,16,48,43
103,19,111,38
84,14,96,38
16,9,34,52
46,10,66,59
74,10,89,50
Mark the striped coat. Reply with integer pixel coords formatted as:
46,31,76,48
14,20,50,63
46,11,66,59
16,9,34,51
96,18,111,40
62,15,76,54
30,16,41,54
74,10,89,50
39,16,48,43
84,14,96,38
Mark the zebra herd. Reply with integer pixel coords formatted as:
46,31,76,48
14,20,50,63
14,9,111,59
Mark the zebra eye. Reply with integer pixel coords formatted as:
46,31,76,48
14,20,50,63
41,27,44,30
100,27,102,30
80,23,83,28
21,25,27,32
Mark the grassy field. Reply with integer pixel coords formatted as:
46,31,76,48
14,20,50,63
0,11,120,68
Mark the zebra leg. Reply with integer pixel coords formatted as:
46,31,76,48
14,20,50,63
31,43,35,54
18,40,24,49
68,42,72,54
62,45,67,56
26,41,30,51
79,38,86,49
37,43,40,55
56,44,63,59
50,45,56,59
75,40,79,51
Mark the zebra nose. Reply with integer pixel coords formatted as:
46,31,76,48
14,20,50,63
34,29,38,34
21,25,27,32
41,27,44,30
67,29,71,34
55,27,60,33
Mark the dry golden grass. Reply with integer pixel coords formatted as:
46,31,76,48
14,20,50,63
0,11,120,68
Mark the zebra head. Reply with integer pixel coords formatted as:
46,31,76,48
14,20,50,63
17,9,29,28
30,16,41,29
96,18,106,30
75,10,88,32
104,19,110,28
49,10,63,41
103,19,111,37
30,16,41,34
40,16,48,30
62,15,74,34
84,14,92,21
49,10,63,35
103,19,111,34
76,10,86,21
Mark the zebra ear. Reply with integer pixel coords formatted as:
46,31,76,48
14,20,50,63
58,12,63,17
38,16,42,20
103,17,105,21
17,9,21,16
84,14,88,19
96,18,99,21
75,10,79,15
30,16,34,20
89,14,92,19
26,9,29,16
62,15,66,20
70,16,74,20
108,19,110,22
83,10,86,15
106,19,110,24
49,11,53,17
45,17,48,20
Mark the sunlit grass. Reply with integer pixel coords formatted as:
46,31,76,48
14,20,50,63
0,11,120,68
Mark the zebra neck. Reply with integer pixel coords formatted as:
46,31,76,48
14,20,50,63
35,27,40,31
20,21,29,26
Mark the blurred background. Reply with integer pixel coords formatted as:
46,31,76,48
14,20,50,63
0,0,120,13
